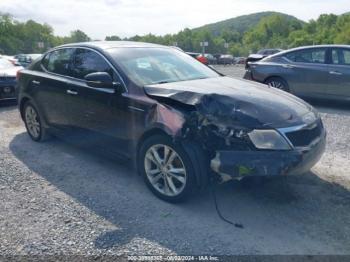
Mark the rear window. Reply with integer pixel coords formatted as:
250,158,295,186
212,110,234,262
45,48,75,76
332,48,350,65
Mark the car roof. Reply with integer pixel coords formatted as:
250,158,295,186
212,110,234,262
58,41,168,51
273,44,350,57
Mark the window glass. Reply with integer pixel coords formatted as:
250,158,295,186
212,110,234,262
332,49,350,65
285,48,326,64
72,49,112,79
108,48,220,86
47,48,74,76
41,53,50,69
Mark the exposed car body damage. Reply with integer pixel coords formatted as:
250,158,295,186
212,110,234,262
211,135,325,179
145,77,314,129
144,76,326,180
146,103,186,137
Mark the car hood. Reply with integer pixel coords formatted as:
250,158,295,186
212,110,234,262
144,76,316,129
0,67,22,77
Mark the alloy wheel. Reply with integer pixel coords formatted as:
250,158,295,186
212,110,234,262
25,105,41,139
144,144,187,197
267,80,287,91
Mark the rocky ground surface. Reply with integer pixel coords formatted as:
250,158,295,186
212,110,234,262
0,66,349,257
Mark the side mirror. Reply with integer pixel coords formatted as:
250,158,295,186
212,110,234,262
85,72,115,89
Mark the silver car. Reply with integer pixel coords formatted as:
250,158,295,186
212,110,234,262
245,45,350,101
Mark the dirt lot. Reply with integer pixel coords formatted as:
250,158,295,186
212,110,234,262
0,66,350,256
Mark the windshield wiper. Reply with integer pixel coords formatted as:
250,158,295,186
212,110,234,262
153,80,170,84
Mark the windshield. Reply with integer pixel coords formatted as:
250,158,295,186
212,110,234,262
0,59,14,69
108,47,220,86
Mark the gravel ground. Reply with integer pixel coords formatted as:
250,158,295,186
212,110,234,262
0,66,350,257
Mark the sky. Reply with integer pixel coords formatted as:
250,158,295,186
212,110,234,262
0,0,349,39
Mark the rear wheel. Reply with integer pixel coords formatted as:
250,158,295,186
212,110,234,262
23,101,50,142
138,135,196,203
265,77,289,92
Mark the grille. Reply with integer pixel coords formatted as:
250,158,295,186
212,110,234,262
0,76,16,81
285,120,323,148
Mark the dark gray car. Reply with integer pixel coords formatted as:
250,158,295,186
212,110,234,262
245,45,350,101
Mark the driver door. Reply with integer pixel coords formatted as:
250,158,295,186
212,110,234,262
64,48,130,154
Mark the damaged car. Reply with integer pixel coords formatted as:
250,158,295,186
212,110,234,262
17,41,326,202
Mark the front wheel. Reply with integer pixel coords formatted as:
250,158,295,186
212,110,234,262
138,135,196,203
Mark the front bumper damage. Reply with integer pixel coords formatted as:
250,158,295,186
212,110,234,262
211,131,326,179
144,78,326,183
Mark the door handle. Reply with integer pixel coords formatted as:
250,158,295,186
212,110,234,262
32,80,40,85
329,71,342,75
66,89,78,95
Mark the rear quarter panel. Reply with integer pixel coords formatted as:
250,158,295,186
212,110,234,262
251,62,301,93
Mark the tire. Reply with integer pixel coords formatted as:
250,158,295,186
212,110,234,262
23,101,50,142
138,134,197,203
265,77,290,92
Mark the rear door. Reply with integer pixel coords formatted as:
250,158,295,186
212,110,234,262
283,47,329,97
327,47,350,99
36,48,75,128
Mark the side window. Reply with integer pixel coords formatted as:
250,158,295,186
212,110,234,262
285,49,326,64
46,48,75,76
332,49,350,65
72,49,113,79
41,53,50,70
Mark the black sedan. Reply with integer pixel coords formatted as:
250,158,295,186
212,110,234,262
17,41,326,202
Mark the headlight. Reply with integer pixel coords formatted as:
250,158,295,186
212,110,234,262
248,129,291,150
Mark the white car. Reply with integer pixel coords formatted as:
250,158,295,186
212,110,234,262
0,58,23,102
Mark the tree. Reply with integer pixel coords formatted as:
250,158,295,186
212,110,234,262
1,12,350,57
105,35,121,41
66,30,90,43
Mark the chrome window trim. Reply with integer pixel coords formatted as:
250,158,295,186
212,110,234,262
40,46,128,93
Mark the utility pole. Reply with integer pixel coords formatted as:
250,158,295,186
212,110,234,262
224,42,229,54
200,41,208,55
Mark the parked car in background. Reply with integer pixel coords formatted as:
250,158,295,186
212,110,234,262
258,48,283,56
235,57,246,65
213,53,221,61
16,54,42,68
186,52,200,59
196,54,209,65
218,54,234,65
246,49,283,68
18,41,325,202
204,53,217,65
186,52,208,65
245,45,350,101
0,58,23,102
0,55,20,66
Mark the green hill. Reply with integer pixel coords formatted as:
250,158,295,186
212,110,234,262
193,11,305,36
